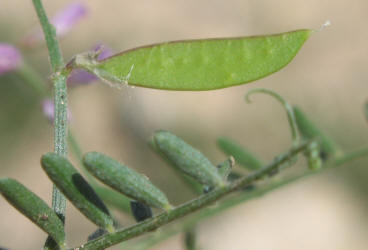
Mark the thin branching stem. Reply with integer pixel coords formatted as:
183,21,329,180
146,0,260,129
32,0,68,219
245,88,300,146
126,143,368,249
76,141,311,250
32,1,69,249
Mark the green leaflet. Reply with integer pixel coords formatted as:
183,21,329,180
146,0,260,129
93,184,131,214
293,106,341,158
149,138,204,194
217,137,263,171
83,152,172,211
74,29,312,90
41,153,115,232
0,178,66,248
152,131,225,187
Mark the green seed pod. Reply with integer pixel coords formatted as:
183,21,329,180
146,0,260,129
41,153,115,232
293,106,340,158
73,29,312,90
152,131,224,187
0,178,65,248
217,137,262,171
83,152,172,211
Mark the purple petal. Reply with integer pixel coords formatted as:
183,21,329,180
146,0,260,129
67,69,98,86
93,44,113,61
0,43,22,75
52,2,88,37
22,2,88,47
67,45,113,86
42,99,72,123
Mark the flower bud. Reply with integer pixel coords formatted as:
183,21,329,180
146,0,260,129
52,2,88,38
0,43,22,75
23,2,88,47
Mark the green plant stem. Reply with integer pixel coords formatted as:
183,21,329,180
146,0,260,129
32,0,63,72
16,59,368,250
17,63,49,97
32,2,69,249
335,146,368,165
76,141,311,250
14,19,368,248
127,145,368,250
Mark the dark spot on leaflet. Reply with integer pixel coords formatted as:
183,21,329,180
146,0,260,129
130,200,153,222
228,172,256,191
319,150,328,162
87,228,108,242
72,173,110,215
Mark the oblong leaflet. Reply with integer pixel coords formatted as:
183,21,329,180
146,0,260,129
0,178,65,248
83,152,172,211
41,153,115,232
152,131,224,187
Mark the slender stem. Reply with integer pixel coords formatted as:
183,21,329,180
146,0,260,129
32,0,63,72
335,146,368,165
68,131,83,162
32,1,68,248
128,144,368,249
77,141,311,250
51,73,68,219
245,88,300,146
17,63,49,97
125,156,336,249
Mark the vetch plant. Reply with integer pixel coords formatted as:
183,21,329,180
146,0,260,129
1,1,367,250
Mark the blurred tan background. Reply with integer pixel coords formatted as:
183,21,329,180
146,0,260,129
1,0,368,249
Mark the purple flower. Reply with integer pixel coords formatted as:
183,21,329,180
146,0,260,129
52,2,88,37
67,45,113,86
0,43,22,75
23,2,88,47
42,99,72,123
